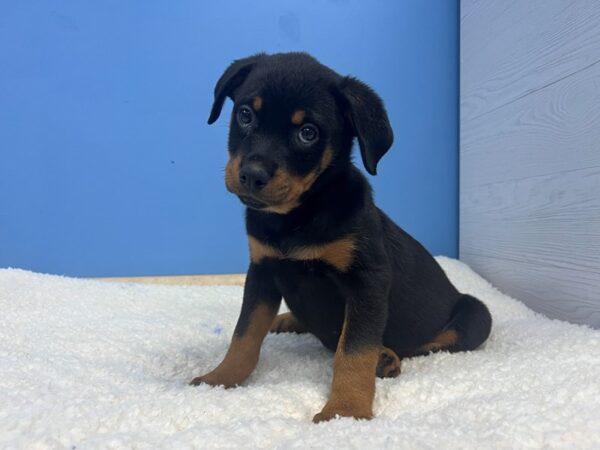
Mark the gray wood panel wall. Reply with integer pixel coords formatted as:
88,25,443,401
460,0,600,328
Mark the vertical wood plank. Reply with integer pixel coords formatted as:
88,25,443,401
460,0,600,328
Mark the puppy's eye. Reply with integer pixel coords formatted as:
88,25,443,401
298,124,319,144
237,106,254,127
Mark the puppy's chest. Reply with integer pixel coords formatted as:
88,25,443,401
269,257,346,329
247,234,356,273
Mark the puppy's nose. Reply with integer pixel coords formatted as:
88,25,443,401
239,164,271,192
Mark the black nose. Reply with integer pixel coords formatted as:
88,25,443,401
239,164,270,192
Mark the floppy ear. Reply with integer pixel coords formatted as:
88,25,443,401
338,77,394,175
207,54,264,125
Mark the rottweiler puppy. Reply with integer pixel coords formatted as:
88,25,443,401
190,52,492,423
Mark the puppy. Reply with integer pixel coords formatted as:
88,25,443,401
191,52,492,423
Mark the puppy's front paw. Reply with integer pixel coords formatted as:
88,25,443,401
312,403,373,423
189,372,237,388
189,375,211,386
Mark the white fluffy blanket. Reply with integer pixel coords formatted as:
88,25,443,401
1,258,599,449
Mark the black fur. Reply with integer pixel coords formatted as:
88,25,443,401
197,52,492,417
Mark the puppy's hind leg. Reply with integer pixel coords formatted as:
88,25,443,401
419,294,492,354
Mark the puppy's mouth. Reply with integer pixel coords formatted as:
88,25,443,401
238,195,268,210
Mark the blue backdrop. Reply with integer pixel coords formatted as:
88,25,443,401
0,1,458,277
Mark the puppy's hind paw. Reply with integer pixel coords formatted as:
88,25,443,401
269,312,307,334
376,347,402,378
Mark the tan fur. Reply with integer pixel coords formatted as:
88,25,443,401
419,329,458,353
270,312,307,333
291,238,356,271
313,310,379,422
263,147,334,214
226,147,334,215
189,303,276,388
248,236,280,262
253,96,263,111
248,235,356,272
224,154,242,194
291,110,306,125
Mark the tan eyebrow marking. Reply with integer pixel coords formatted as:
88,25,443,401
253,96,263,111
291,110,306,125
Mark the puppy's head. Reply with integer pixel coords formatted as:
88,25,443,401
208,52,393,214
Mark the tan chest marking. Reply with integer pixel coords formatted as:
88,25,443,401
248,235,356,272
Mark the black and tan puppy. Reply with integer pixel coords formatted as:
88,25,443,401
191,52,492,422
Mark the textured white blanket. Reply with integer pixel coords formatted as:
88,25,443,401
1,258,599,449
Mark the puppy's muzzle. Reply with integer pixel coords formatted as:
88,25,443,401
239,163,272,194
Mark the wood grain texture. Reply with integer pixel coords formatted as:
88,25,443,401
461,0,600,121
460,0,600,328
461,167,600,327
461,62,600,188
460,253,600,326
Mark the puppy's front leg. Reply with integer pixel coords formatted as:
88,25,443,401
313,273,388,423
190,263,281,388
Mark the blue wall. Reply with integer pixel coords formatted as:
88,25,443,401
0,1,458,277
